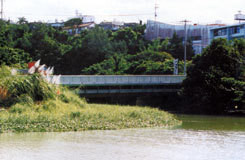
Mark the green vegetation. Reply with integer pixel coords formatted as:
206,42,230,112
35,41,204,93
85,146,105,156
181,38,245,114
0,66,181,133
2,18,244,115
64,18,83,27
0,19,193,75
0,101,181,133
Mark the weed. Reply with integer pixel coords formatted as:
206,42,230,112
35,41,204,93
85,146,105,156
70,112,81,119
59,94,69,103
9,104,26,114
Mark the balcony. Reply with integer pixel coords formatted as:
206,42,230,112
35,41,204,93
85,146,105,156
231,32,244,38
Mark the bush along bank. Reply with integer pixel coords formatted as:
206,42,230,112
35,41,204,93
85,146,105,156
0,66,181,133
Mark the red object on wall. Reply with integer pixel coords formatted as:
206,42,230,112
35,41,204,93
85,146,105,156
28,62,36,69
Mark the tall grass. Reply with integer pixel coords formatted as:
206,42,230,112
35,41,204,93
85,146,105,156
0,66,56,107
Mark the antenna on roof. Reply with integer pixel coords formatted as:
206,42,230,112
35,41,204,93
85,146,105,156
75,10,79,17
154,0,159,21
153,0,160,39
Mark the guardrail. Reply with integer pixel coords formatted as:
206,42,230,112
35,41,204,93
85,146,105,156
56,75,186,86
79,88,180,94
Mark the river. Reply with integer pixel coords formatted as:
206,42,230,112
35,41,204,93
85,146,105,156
0,115,245,160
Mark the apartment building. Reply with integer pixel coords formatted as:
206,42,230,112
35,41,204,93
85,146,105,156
210,23,245,41
145,20,224,54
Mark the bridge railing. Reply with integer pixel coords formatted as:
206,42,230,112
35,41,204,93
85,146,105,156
56,75,186,86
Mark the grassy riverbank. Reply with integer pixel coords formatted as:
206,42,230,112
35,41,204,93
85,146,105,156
0,66,181,133
0,89,181,133
0,104,181,133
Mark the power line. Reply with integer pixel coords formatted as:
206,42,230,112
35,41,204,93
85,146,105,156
106,13,152,17
5,11,153,20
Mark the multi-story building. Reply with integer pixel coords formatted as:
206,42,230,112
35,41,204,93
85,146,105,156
210,23,245,41
145,20,224,54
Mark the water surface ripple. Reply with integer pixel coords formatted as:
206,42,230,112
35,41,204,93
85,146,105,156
0,115,245,160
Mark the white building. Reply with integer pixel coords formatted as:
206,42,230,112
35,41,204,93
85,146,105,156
49,22,64,28
81,15,95,24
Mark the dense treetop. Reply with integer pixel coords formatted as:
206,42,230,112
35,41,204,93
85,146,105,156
0,19,193,74
181,38,245,114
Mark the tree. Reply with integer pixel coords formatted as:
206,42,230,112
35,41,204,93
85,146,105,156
0,46,32,67
147,38,169,52
64,18,82,27
80,26,112,67
81,53,128,75
25,23,71,72
111,40,128,54
125,50,174,75
168,33,195,60
17,17,28,24
186,38,195,60
112,27,144,54
0,20,8,47
181,38,245,114
60,26,112,74
168,32,184,60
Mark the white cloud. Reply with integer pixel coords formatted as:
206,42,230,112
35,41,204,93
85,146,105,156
3,0,245,24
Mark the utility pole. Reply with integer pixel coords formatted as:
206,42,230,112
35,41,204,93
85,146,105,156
180,20,191,75
154,0,159,39
0,0,3,20
154,1,158,21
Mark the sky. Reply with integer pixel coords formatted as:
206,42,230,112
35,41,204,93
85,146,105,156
2,0,245,25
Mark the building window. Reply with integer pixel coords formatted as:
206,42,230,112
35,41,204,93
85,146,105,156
191,36,202,41
214,28,227,36
237,27,241,33
214,30,219,36
221,29,227,36
230,27,240,34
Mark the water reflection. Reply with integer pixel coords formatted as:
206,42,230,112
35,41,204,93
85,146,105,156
0,115,245,160
177,114,245,131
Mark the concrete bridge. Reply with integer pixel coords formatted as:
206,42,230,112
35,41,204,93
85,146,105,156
55,75,185,96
